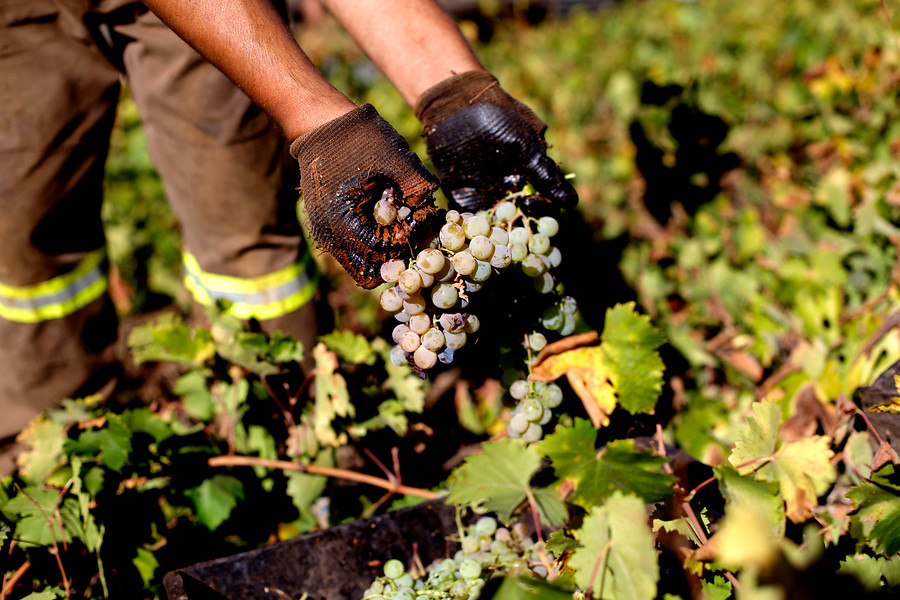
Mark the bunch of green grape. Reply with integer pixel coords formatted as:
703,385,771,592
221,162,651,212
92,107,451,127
360,516,551,600
379,198,565,371
506,379,564,443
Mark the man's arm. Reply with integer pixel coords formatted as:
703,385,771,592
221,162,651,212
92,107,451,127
141,0,357,140
320,0,486,106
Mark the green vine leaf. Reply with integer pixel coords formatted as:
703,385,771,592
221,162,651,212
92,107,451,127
728,400,836,522
1,486,83,548
64,413,133,473
185,474,245,530
492,576,574,599
539,418,674,508
728,400,781,474
127,313,216,366
216,330,304,376
715,465,785,538
568,491,658,600
133,547,159,589
447,439,566,526
848,479,900,556
837,554,900,591
545,530,580,558
321,330,377,365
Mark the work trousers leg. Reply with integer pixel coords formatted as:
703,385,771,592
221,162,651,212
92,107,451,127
114,9,319,358
0,1,122,441
0,1,319,449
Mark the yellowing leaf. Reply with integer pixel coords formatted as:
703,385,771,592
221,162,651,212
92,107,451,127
531,302,664,428
728,400,836,523
532,345,617,427
16,418,66,482
728,400,780,474
312,343,352,448
767,436,835,523
713,502,780,570
866,375,900,413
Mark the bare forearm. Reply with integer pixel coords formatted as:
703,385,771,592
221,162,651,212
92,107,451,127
142,0,356,139
321,0,485,106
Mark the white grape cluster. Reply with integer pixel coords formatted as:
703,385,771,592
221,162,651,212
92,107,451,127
507,380,564,443
380,200,563,371
360,516,549,600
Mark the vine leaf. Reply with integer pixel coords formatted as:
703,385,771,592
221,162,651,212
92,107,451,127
837,554,900,591
15,418,66,482
847,472,900,556
127,312,216,366
447,439,566,526
0,486,83,547
715,465,785,538
531,302,665,427
545,530,580,557
64,413,133,473
312,343,353,448
539,418,674,509
728,400,836,522
568,491,658,600
713,501,780,571
321,330,377,365
185,474,245,530
492,576,573,599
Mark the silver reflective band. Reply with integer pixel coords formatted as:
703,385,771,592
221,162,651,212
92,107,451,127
182,252,318,320
0,249,108,323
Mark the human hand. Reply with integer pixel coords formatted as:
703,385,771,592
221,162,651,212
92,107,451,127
291,104,439,289
414,71,577,214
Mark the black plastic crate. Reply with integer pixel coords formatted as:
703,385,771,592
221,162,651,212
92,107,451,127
164,500,457,600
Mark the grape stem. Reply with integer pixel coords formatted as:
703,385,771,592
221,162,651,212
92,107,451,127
207,455,438,499
524,488,557,581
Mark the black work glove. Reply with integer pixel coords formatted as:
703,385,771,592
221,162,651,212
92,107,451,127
414,71,577,214
291,104,439,289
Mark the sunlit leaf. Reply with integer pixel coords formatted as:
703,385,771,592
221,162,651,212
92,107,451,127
127,313,216,366
134,547,159,588
15,418,66,482
568,492,658,600
447,439,566,526
312,343,352,448
728,400,836,522
715,465,784,538
321,330,376,365
531,303,664,427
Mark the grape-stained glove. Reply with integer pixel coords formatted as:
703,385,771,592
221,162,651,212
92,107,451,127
414,71,577,214
291,104,439,289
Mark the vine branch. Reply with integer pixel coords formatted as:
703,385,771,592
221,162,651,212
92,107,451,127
207,455,438,499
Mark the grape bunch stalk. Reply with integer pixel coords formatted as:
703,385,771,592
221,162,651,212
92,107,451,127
377,195,566,371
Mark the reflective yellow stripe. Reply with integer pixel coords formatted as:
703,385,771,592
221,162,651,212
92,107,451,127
0,249,108,323
183,252,318,321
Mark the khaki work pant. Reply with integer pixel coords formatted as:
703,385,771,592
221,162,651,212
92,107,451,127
0,0,318,443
